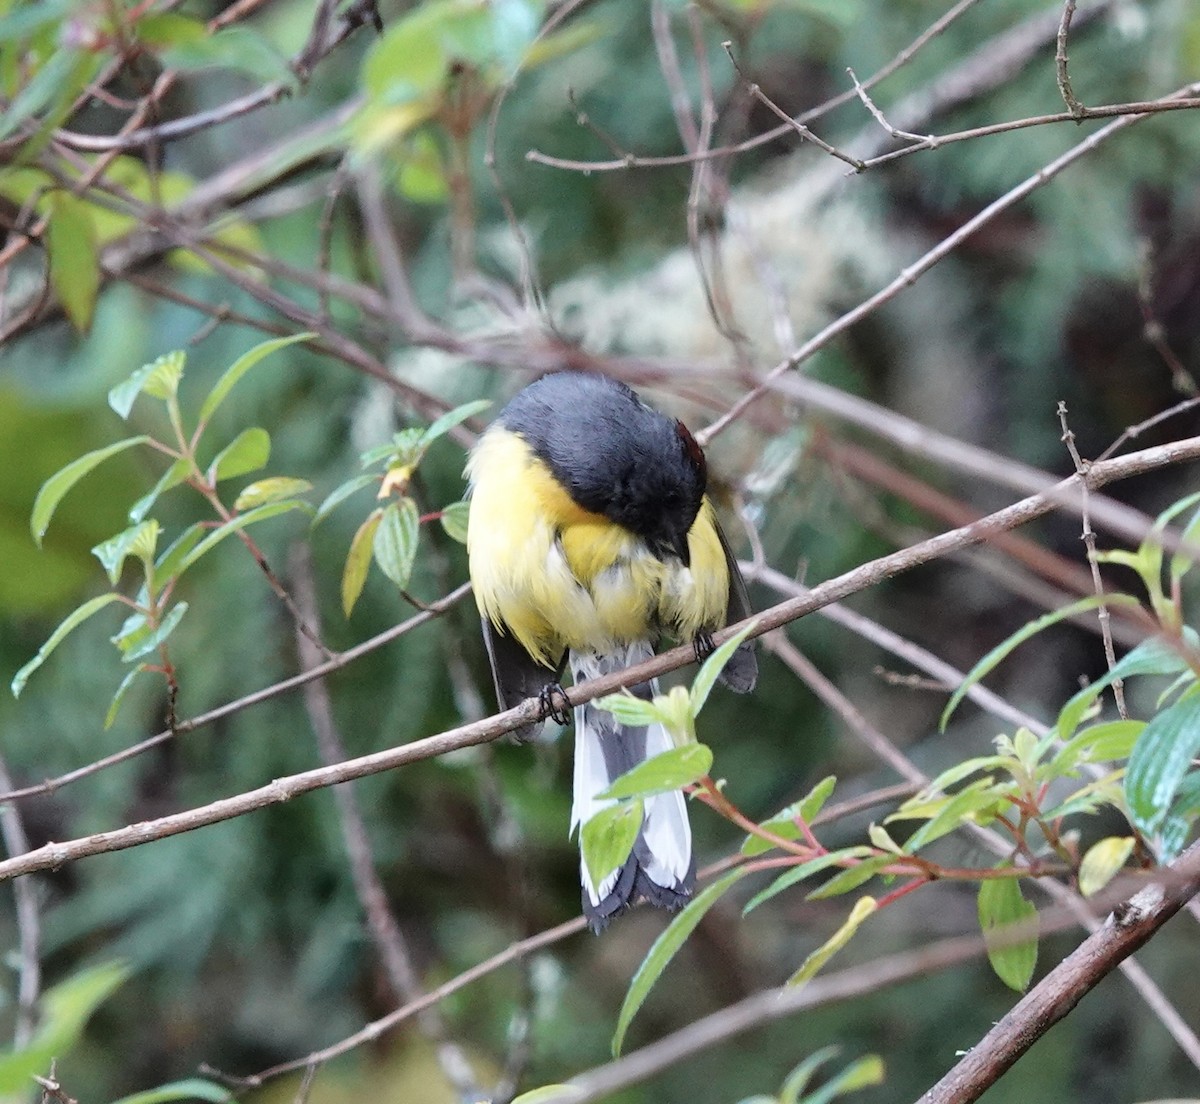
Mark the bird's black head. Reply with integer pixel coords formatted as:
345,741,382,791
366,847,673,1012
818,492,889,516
498,372,708,565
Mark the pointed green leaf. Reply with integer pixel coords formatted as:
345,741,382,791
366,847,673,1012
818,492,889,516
612,867,750,1055
313,473,380,527
941,594,1139,730
801,1054,885,1104
45,191,100,332
105,664,150,729
130,457,191,523
509,1087,583,1104
593,692,665,728
439,499,470,543
691,621,757,715
197,332,313,427
777,1046,840,1104
899,779,1002,852
343,507,383,616
11,592,122,697
581,800,643,894
600,744,712,800
181,501,306,576
109,351,187,418
234,476,312,511
787,896,877,987
743,776,837,856
1051,720,1145,776
373,497,420,589
108,1079,233,1104
31,436,150,545
207,426,270,483
868,823,904,854
113,602,188,662
421,398,491,445
807,855,893,900
1078,836,1134,897
153,523,206,584
978,875,1038,990
1125,693,1200,848
92,521,160,585
743,847,875,914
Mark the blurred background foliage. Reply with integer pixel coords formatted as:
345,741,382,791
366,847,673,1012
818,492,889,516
2,0,1200,1100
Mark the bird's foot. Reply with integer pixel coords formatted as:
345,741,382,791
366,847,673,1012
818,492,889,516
693,630,716,664
537,683,572,726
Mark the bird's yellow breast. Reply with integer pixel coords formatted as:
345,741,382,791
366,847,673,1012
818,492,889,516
466,427,728,667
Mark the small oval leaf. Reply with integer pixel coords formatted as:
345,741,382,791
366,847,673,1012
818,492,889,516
1078,836,1135,897
373,497,420,589
234,476,312,511
46,191,100,332
978,875,1038,991
580,801,643,894
343,508,383,617
439,499,470,543
207,426,270,484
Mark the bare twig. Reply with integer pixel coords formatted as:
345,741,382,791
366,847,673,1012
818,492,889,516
0,753,39,1046
1057,401,1127,717
1056,0,1086,118
290,548,483,1102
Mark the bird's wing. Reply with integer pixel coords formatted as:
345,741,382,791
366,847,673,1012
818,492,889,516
714,517,758,693
481,616,564,741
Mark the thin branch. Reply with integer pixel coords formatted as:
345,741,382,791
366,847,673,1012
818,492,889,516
700,86,1200,445
3,436,1200,883
0,584,473,804
1058,401,1127,717
1055,0,1086,118
290,548,482,1102
0,754,39,1047
917,844,1200,1104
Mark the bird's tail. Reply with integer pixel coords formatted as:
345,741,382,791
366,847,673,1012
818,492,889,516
569,643,695,931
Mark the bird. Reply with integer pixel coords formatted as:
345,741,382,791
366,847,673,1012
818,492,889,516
465,371,757,929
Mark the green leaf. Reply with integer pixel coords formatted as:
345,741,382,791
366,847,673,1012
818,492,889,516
105,664,150,729
787,896,877,987
92,521,160,585
11,592,122,697
0,961,128,1093
868,823,904,854
373,497,420,589
31,436,151,545
130,458,191,523
108,1079,233,1104
343,508,383,616
113,602,188,662
153,523,206,583
581,801,643,894
439,499,470,543
421,398,491,445
777,1046,841,1104
0,47,98,144
207,426,270,483
978,876,1038,990
600,745,713,800
691,621,758,715
941,594,1139,730
197,332,313,427
313,473,379,527
743,776,837,857
134,12,209,48
806,855,893,900
1125,693,1200,849
612,867,750,1055
175,501,307,580
897,779,1002,852
1078,836,1135,897
234,476,312,511
1051,720,1145,776
742,847,875,914
45,191,100,332
109,350,187,418
593,692,664,728
800,1054,885,1104
509,1087,583,1104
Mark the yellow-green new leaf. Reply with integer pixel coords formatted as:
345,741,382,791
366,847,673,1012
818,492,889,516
599,744,712,800
787,896,877,988
978,875,1038,990
109,350,186,418
1078,836,1135,897
343,508,383,616
234,476,312,511
207,427,270,484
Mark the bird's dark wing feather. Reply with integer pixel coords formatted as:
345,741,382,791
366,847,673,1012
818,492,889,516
481,617,564,741
714,517,758,693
